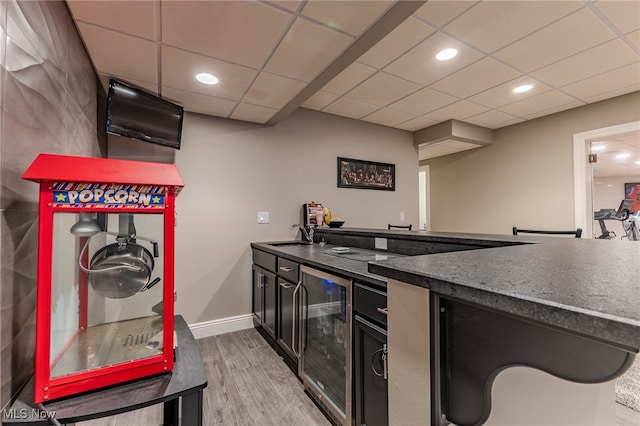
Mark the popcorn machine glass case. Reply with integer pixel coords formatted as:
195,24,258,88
22,154,184,403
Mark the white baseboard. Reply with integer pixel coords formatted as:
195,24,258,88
189,314,254,339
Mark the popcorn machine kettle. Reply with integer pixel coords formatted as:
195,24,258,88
22,154,184,403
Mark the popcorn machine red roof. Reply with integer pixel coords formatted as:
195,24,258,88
23,153,184,403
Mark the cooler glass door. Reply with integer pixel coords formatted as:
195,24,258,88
299,265,352,426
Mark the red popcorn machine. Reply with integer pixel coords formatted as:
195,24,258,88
22,154,184,403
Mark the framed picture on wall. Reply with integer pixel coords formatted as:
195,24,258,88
337,157,395,191
624,182,640,212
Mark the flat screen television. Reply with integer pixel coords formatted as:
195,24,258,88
106,79,184,150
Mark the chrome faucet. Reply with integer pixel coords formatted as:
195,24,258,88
290,223,313,243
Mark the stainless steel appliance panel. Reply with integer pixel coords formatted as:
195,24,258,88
299,265,352,426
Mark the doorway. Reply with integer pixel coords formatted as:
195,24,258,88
419,165,430,231
573,121,640,238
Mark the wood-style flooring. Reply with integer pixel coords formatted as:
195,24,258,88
79,327,638,426
79,327,330,426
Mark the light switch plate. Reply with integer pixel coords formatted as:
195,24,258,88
258,211,269,224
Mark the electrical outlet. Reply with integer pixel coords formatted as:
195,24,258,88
400,212,405,221
258,211,269,224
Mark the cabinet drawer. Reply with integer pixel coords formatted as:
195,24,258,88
253,249,277,273
354,283,387,327
277,257,299,283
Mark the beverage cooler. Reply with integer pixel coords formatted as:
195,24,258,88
22,154,183,403
299,265,352,426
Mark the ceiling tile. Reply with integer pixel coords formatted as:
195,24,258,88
395,115,440,132
322,97,379,119
423,100,489,122
561,62,640,102
301,91,340,110
322,62,377,95
532,39,638,87
301,1,393,36
520,99,585,121
430,57,521,98
594,0,640,34
162,1,291,69
358,17,436,69
67,0,156,40
388,87,459,115
264,17,353,82
444,1,582,54
267,1,302,13
361,108,415,128
468,76,552,109
231,103,278,124
593,144,640,176
161,46,257,102
586,85,640,104
243,72,306,109
493,8,617,72
76,22,157,85
161,87,236,118
69,0,640,132
499,90,583,118
344,72,421,107
384,32,484,86
413,1,477,28
626,29,640,51
465,110,523,129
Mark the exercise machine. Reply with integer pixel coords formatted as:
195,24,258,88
594,199,639,241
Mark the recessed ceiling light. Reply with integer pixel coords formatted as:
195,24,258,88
436,48,458,61
513,84,533,93
615,153,631,160
196,73,219,85
590,144,606,152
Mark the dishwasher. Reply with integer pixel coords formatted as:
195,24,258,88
298,265,352,426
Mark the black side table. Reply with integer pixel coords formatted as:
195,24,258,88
3,315,207,426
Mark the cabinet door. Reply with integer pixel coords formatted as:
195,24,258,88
278,279,298,359
262,270,277,339
252,265,263,324
354,315,388,426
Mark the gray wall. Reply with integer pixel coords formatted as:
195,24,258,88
422,91,640,234
0,0,102,407
110,108,419,324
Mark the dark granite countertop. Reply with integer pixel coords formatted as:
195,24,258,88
253,228,640,352
367,233,640,352
251,241,388,288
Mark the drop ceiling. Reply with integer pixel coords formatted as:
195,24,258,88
590,129,640,178
67,0,640,164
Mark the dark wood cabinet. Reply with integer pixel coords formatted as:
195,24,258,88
277,257,300,367
252,249,300,369
354,315,388,426
252,245,391,425
353,282,388,426
252,257,277,340
277,279,297,358
252,264,263,324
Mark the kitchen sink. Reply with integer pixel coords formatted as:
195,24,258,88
323,247,405,262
